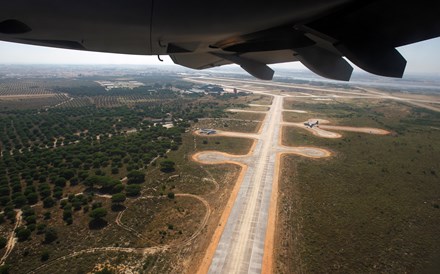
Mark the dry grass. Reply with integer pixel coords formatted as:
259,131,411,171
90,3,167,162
196,118,261,133
276,99,440,273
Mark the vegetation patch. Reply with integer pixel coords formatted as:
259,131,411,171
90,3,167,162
194,136,254,155
196,118,261,133
226,111,266,121
277,100,440,273
121,196,206,246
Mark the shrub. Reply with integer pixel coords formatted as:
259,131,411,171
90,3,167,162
41,250,50,262
0,237,7,249
160,160,175,173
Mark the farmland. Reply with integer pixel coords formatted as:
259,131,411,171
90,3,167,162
0,72,258,273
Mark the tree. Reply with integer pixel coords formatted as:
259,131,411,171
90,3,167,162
53,187,63,199
89,207,107,221
41,250,50,262
15,227,31,242
95,268,114,274
111,193,126,205
0,196,10,206
59,169,75,180
39,183,51,199
111,193,126,211
13,195,27,208
111,167,119,175
43,197,55,208
0,264,9,274
70,177,79,186
44,228,58,243
112,183,124,194
63,208,73,225
125,184,141,197
72,199,82,211
160,160,175,173
0,237,6,249
36,223,47,234
54,177,67,187
167,192,175,199
25,215,36,225
26,192,38,205
127,170,145,184
71,159,82,168
43,211,51,220
88,207,108,229
85,176,120,193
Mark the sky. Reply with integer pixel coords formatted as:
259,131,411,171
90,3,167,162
0,37,439,76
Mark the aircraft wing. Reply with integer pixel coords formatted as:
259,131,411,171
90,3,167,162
1,0,439,81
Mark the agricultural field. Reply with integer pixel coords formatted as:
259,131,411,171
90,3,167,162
0,79,55,96
276,98,440,273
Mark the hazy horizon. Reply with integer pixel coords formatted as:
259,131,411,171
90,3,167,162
0,36,439,77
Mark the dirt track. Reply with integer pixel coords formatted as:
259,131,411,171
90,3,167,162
319,125,390,135
194,130,260,140
227,108,268,113
283,109,308,113
0,210,22,265
282,119,390,138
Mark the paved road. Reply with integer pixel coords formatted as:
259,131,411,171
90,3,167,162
199,93,329,274
207,95,282,274
187,79,332,274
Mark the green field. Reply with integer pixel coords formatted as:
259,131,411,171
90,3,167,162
277,99,440,273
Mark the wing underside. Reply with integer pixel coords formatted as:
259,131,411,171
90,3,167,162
169,1,440,80
0,0,439,81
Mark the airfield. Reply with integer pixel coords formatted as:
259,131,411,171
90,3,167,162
186,76,403,273
0,71,439,273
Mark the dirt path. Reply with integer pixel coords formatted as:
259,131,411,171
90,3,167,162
282,119,390,138
0,210,22,265
194,129,260,140
248,104,271,107
226,108,268,113
176,194,211,245
319,125,390,135
115,209,154,243
282,109,308,113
